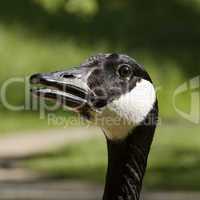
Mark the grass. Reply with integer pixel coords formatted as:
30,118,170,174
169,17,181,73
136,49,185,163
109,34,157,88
25,122,200,191
0,98,91,134
146,123,200,190
0,108,83,134
0,111,48,134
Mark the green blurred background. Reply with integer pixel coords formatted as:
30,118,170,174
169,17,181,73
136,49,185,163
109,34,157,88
0,0,200,191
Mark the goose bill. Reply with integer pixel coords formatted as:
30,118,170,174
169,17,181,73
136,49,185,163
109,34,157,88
30,75,89,110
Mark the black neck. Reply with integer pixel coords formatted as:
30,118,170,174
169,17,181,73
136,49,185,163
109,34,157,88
103,104,158,200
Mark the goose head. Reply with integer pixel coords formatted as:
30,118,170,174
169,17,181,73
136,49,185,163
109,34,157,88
30,53,156,140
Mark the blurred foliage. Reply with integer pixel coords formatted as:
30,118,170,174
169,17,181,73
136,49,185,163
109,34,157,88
0,0,199,75
34,0,66,13
181,0,200,12
64,0,98,16
34,0,98,15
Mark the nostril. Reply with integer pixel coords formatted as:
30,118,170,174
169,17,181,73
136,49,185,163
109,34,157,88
62,73,75,79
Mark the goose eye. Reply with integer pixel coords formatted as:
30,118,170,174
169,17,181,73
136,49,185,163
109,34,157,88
117,64,132,78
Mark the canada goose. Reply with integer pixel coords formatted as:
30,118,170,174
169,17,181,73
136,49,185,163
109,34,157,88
30,53,158,200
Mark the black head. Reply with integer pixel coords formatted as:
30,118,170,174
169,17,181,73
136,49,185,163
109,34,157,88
30,53,157,140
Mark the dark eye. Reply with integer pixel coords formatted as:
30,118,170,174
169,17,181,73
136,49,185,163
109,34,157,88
117,64,132,79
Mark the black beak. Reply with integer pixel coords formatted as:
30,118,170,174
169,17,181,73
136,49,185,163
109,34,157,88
30,68,90,110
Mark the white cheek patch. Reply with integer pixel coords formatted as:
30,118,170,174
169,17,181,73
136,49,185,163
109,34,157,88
108,79,156,124
101,79,156,140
